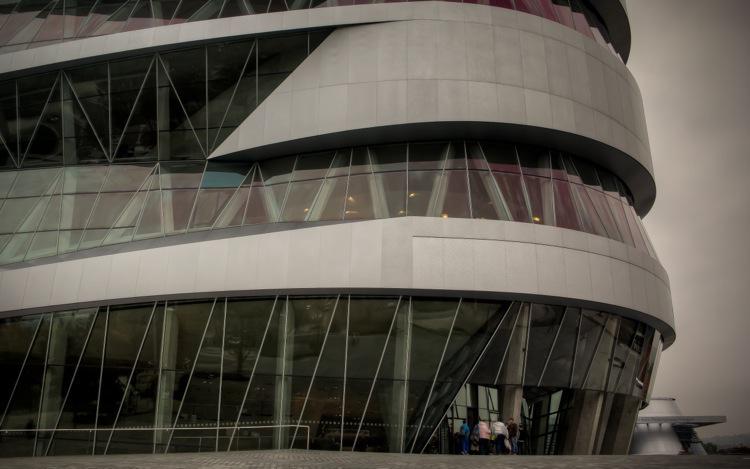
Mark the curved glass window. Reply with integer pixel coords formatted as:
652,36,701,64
0,0,623,60
0,140,658,265
0,295,660,456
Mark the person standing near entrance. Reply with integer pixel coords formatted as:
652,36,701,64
492,418,509,454
459,419,471,454
478,419,491,455
507,417,519,454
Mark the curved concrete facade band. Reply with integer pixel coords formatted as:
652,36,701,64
0,217,675,345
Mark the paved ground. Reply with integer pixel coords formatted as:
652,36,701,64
2,450,750,468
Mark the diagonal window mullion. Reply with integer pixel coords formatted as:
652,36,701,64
19,73,61,167
0,131,16,168
290,295,340,447
478,142,512,220
163,298,218,451
351,296,402,451
0,315,44,428
536,307,568,387
408,298,462,453
99,165,158,246
226,295,278,450
210,164,255,229
63,72,110,160
492,303,524,386
44,308,100,456
419,302,515,454
112,57,155,159
157,54,206,157
103,302,158,454
210,40,256,152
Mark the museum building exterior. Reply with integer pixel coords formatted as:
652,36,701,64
0,0,674,457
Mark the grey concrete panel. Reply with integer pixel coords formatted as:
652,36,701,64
0,218,675,346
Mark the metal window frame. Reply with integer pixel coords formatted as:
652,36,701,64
0,314,44,428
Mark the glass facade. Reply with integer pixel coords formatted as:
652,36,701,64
0,31,328,169
0,0,623,59
0,140,657,265
0,295,661,457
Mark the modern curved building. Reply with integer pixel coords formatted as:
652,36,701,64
0,0,673,458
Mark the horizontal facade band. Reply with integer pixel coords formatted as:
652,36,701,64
0,217,675,345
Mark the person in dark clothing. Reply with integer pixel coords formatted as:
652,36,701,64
507,417,519,454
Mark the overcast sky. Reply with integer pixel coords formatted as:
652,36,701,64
626,0,750,437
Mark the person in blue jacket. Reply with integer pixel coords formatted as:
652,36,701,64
460,419,471,454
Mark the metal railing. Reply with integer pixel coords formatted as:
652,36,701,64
0,424,310,456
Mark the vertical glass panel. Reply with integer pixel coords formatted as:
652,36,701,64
606,195,634,246
298,298,346,450
161,189,197,235
0,80,19,162
570,183,607,237
348,148,368,176
411,301,510,451
53,309,105,434
292,151,334,181
8,167,59,196
372,171,405,218
228,298,280,442
207,40,254,151
176,304,223,427
219,298,277,425
308,176,346,221
133,186,163,240
220,41,256,132
62,79,108,165
77,0,128,37
17,72,56,162
607,319,637,393
26,230,58,259
0,197,39,233
0,315,41,412
160,47,207,148
0,232,33,263
496,302,529,385
469,302,519,385
157,58,204,161
190,189,235,229
523,175,552,225
436,170,470,219
622,200,648,252
465,141,489,170
540,308,579,388
213,186,250,228
493,172,529,222
370,144,406,172
84,192,134,229
443,141,466,170
280,179,322,222
243,182,273,225
552,179,581,230
59,193,97,229
65,63,109,148
583,314,618,391
571,310,605,388
408,142,446,171
354,297,408,453
111,57,158,162
96,304,152,428
482,141,519,173
106,304,162,455
257,34,307,104
63,165,107,193
523,304,565,386
467,170,506,220
284,297,338,448
517,145,550,178
258,155,295,185
22,76,62,167
344,173,374,220
343,297,400,450
406,171,440,216
152,300,212,437
2,314,49,430
585,187,621,242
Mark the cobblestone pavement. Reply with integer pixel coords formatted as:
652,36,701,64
3,450,750,469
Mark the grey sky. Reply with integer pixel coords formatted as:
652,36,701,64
627,0,750,437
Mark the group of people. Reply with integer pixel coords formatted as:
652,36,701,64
457,417,519,455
